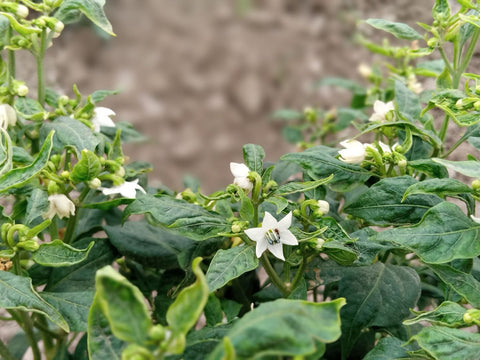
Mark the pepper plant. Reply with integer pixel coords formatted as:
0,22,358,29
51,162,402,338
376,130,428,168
2,0,480,359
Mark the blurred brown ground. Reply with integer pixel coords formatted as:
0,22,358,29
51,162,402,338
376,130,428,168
42,0,432,192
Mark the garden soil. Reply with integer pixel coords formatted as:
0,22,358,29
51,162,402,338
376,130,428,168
40,0,435,193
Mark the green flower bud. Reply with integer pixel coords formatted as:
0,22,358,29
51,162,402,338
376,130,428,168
474,101,480,111
398,158,407,169
472,179,480,190
61,170,70,179
47,181,60,194
17,239,40,252
88,178,102,189
17,84,28,97
15,4,29,18
455,99,464,109
115,166,126,178
427,38,438,48
303,106,316,123
231,223,242,233
149,325,166,342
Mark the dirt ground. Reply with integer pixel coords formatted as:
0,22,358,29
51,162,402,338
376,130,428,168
37,0,435,193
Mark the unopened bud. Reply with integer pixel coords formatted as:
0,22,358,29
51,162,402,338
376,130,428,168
398,159,407,169
231,224,242,233
17,239,40,252
472,179,480,190
88,178,101,189
16,4,29,18
456,99,464,109
304,107,316,123
316,200,330,216
149,325,166,342
427,38,438,48
61,170,70,179
231,236,242,247
115,166,125,178
17,84,28,97
315,238,325,250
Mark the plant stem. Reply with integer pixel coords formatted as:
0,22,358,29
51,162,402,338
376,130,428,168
6,26,15,102
438,113,450,143
20,311,41,360
459,28,480,82
36,29,47,106
63,187,90,244
259,253,289,296
0,338,16,360
290,256,308,292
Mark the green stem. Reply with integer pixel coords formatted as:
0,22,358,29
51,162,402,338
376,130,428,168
438,46,454,76
6,27,15,102
438,113,450,143
63,187,90,244
290,256,308,292
459,28,480,81
0,338,16,360
260,253,289,296
36,315,55,359
21,312,41,360
36,29,47,106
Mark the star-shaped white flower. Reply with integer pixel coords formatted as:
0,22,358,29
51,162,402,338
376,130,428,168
43,194,75,220
244,211,298,261
99,179,146,198
91,107,116,132
369,100,395,122
230,162,253,192
0,104,17,129
338,139,367,164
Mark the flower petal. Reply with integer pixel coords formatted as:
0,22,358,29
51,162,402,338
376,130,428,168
262,211,278,230
230,162,249,177
244,227,266,242
256,240,268,258
279,229,298,246
268,243,285,261
277,211,292,230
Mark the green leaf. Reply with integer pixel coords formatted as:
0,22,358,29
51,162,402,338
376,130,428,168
332,262,420,359
44,237,118,292
12,146,33,165
208,298,345,359
104,221,195,269
373,202,480,264
416,59,445,77
403,301,467,327
182,324,232,360
206,245,259,292
238,190,254,221
0,271,69,331
167,258,209,338
55,0,115,36
90,89,119,103
40,291,94,332
344,176,442,226
430,264,480,307
70,149,102,183
433,0,450,21
14,97,45,121
82,197,133,211
282,126,303,144
408,159,449,178
123,195,230,241
282,148,371,192
0,131,53,193
87,294,125,360
365,18,423,40
322,240,358,266
265,196,289,214
403,178,472,200
317,77,364,93
273,175,333,196
95,266,152,344
409,326,480,360
395,80,421,122
436,65,453,89
242,144,265,174
363,337,409,360
433,158,480,178
32,240,94,267
25,188,49,227
40,116,99,156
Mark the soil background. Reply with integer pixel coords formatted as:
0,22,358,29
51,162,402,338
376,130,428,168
38,0,436,193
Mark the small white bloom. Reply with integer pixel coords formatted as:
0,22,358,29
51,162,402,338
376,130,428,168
358,63,372,78
408,74,423,94
43,194,75,220
230,162,253,192
369,100,395,122
471,215,480,224
0,104,17,129
99,179,146,198
91,107,116,132
317,200,330,215
244,211,298,261
339,139,367,164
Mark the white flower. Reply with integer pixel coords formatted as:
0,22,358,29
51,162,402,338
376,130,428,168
91,107,116,132
358,63,372,78
0,104,17,129
367,141,399,155
317,200,330,215
244,211,298,261
338,139,367,164
99,179,146,198
408,74,423,94
230,162,253,192
369,100,395,122
43,194,75,220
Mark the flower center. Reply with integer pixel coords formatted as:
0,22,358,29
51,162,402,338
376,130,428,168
265,228,281,245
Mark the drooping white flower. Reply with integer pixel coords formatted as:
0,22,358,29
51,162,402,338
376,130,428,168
43,194,75,220
230,162,253,192
317,200,330,215
369,100,395,122
338,139,367,164
91,107,116,132
0,104,17,129
244,211,298,261
99,179,146,198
